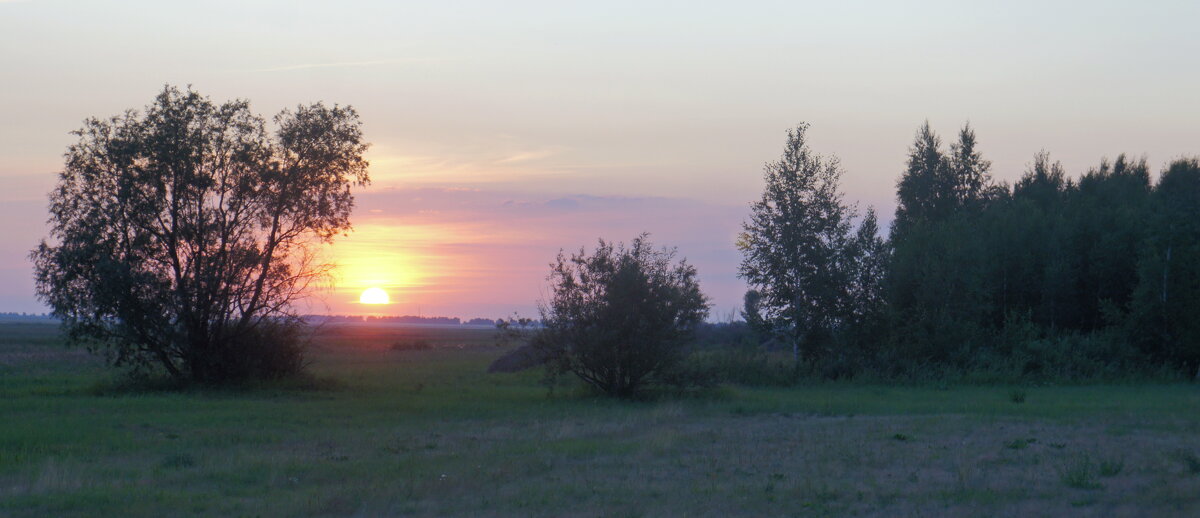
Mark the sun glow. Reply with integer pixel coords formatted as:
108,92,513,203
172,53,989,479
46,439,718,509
359,287,390,305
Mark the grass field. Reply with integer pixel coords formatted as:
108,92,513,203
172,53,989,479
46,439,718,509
2,321,1200,517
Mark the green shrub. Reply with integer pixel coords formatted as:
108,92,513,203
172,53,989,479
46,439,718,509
1098,457,1124,477
1057,455,1102,490
536,235,709,398
682,347,795,387
1004,438,1035,450
1173,450,1200,475
190,318,307,383
1008,389,1027,403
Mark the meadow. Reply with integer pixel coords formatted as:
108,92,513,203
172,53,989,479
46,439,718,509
2,321,1200,517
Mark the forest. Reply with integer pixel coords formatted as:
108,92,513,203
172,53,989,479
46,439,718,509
738,122,1200,382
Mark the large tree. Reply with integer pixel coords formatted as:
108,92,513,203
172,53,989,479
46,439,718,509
738,123,885,369
32,86,370,383
885,122,999,365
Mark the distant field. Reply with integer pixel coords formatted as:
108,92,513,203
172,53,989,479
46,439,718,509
310,322,501,351
2,321,1200,517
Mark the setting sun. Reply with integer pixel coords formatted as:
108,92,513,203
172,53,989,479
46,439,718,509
359,287,390,305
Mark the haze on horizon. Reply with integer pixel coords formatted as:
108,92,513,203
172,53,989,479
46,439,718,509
2,0,1198,319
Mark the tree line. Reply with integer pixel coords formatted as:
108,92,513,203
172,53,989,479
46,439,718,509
740,122,1200,380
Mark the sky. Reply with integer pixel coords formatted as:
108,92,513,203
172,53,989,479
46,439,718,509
2,0,1198,319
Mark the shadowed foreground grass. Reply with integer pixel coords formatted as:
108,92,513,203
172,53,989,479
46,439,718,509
2,322,1200,517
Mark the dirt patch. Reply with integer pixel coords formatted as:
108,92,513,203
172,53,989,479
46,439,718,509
487,344,547,373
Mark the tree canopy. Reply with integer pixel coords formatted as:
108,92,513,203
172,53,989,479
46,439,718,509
32,85,370,383
737,123,886,370
536,235,709,397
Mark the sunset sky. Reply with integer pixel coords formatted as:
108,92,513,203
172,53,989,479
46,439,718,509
2,1,1198,319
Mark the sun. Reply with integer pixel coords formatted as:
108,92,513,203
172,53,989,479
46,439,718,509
359,287,390,305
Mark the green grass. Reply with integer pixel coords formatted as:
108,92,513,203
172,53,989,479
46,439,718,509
2,321,1200,516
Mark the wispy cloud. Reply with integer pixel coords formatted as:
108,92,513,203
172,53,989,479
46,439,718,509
494,149,558,165
251,58,442,73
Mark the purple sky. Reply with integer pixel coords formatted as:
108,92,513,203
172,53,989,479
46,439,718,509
3,0,1199,318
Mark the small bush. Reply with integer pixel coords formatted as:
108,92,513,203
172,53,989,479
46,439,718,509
1098,457,1124,477
1004,438,1036,450
190,318,308,383
1009,389,1027,403
535,235,709,398
1173,450,1200,475
1058,455,1102,490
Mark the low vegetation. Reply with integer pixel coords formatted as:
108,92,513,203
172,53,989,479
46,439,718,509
3,322,1200,517
535,235,709,397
